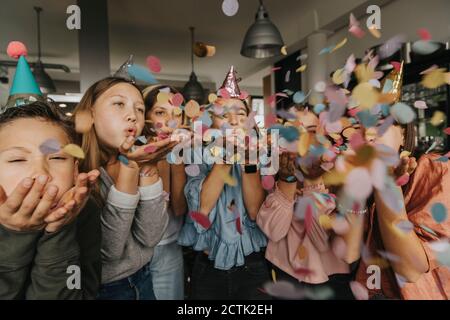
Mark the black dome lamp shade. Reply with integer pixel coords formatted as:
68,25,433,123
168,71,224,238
241,0,284,59
182,27,205,104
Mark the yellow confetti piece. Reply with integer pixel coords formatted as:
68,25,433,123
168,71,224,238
354,64,374,83
281,45,288,56
368,26,381,38
352,82,379,110
430,111,446,126
365,257,389,269
209,146,222,157
331,37,348,53
323,170,346,185
185,100,200,118
422,68,447,89
297,132,310,156
208,93,218,104
271,269,277,282
173,106,182,116
297,245,308,260
332,68,346,85
352,145,376,166
156,91,170,104
400,150,411,158
364,127,378,141
218,169,237,186
319,215,333,229
296,64,307,73
62,144,85,159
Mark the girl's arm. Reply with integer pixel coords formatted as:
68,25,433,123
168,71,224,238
198,164,231,216
374,186,429,282
242,168,265,221
170,163,188,216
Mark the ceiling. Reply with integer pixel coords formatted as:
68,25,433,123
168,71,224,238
0,0,384,93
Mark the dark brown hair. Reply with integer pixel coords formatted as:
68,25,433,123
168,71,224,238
0,101,77,144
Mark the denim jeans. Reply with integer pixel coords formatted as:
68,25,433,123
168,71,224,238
190,251,272,300
149,241,184,300
97,261,155,300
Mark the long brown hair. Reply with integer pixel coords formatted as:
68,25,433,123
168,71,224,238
73,77,143,203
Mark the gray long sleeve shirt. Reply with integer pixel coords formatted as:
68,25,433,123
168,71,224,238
99,167,169,284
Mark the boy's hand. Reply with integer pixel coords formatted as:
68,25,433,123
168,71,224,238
44,169,100,233
0,177,59,232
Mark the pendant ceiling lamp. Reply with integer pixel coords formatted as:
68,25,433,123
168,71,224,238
182,27,205,104
240,0,284,59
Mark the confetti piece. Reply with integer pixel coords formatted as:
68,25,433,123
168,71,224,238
190,211,212,229
395,219,414,234
331,38,348,53
146,55,161,73
332,216,350,235
293,91,307,104
239,90,249,100
157,91,170,104
352,83,379,110
434,156,449,163
442,127,450,135
281,45,288,56
430,111,446,126
185,164,200,177
185,100,200,118
349,25,365,39
219,170,237,186
428,240,450,253
236,216,242,234
171,93,184,106
128,64,158,84
431,203,447,223
356,110,378,128
62,144,85,159
396,174,410,186
297,244,308,260
39,139,61,155
284,70,291,82
262,175,275,190
271,66,282,73
390,103,416,124
412,40,440,55
222,0,239,16
379,34,406,59
368,26,381,39
414,100,428,109
136,136,148,145
263,281,304,300
313,103,326,115
144,145,158,153
420,224,438,237
350,281,369,300
296,64,307,73
304,204,314,233
218,88,231,99
7,41,27,59
422,68,447,88
319,46,333,55
332,68,346,85
417,28,432,41
344,168,372,201
117,154,129,165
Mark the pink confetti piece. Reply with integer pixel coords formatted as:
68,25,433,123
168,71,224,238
350,281,369,300
349,131,365,150
271,67,282,73
185,164,200,177
262,175,275,190
396,174,410,186
417,28,432,41
349,25,365,38
344,168,372,201
218,88,230,99
414,100,428,109
239,90,249,100
146,55,161,73
390,61,402,72
294,267,315,277
171,93,184,106
444,127,450,135
190,211,212,229
236,216,242,234
144,145,158,153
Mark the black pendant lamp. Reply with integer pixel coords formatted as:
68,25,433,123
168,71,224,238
240,0,284,59
32,6,56,94
182,27,205,104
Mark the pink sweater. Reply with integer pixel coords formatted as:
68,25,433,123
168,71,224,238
257,185,350,284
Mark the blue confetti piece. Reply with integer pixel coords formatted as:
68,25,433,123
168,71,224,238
118,154,129,165
313,103,326,114
434,156,449,163
431,203,448,223
356,110,378,128
319,46,333,55
293,91,307,104
128,64,158,84
309,144,326,157
199,109,213,127
270,125,299,142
